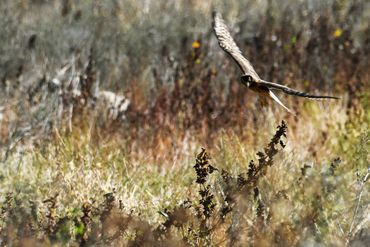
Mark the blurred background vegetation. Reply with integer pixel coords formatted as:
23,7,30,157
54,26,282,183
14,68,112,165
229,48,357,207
0,0,369,246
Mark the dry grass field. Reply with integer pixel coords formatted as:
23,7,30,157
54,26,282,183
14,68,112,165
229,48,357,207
0,0,369,246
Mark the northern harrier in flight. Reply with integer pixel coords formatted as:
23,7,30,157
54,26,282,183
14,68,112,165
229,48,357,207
213,12,338,113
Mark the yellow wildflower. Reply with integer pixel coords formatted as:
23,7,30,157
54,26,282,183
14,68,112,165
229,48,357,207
192,41,201,49
333,28,343,38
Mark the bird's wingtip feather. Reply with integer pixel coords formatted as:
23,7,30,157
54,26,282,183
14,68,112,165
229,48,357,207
269,90,295,114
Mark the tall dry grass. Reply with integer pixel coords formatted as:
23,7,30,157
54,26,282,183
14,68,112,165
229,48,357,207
0,0,369,246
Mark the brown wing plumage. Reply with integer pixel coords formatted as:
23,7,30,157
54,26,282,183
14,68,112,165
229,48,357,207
212,12,260,80
213,11,339,106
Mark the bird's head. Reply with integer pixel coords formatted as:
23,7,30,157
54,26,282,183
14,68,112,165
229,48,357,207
241,75,255,88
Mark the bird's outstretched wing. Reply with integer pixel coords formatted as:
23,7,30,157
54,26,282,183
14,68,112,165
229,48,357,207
259,80,339,99
212,12,260,80
213,11,339,111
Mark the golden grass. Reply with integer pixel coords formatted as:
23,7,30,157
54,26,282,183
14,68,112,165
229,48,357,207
0,99,368,245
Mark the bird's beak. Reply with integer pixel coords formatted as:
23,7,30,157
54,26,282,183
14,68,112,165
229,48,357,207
244,82,250,88
240,78,250,88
